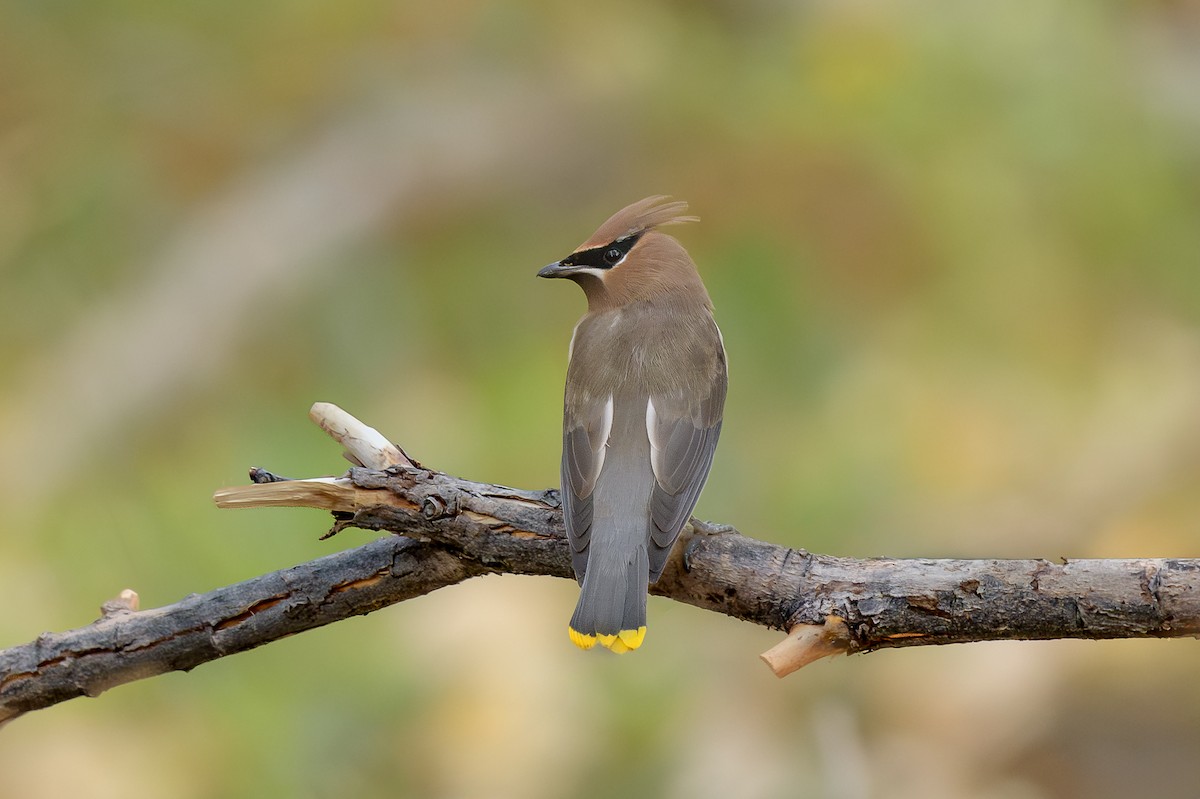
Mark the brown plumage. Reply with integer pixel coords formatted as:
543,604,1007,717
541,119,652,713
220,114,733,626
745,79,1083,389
538,196,727,653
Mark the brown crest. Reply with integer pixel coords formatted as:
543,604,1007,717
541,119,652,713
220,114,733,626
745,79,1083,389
578,196,699,250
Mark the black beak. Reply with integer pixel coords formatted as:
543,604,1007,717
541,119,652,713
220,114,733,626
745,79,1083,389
537,261,570,278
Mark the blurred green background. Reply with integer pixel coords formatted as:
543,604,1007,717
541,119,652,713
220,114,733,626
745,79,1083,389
3,1,1200,797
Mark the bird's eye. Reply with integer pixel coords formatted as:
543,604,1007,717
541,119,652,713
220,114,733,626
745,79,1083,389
604,248,623,265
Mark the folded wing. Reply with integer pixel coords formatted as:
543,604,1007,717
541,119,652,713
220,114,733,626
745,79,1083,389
645,378,726,580
560,394,613,579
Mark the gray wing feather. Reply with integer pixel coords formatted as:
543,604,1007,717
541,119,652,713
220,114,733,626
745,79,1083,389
646,382,726,580
561,394,613,580
560,427,594,578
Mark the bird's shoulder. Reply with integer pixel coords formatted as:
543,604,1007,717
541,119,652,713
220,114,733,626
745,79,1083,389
566,298,725,406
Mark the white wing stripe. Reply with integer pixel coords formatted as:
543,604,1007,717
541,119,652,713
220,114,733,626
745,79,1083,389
592,394,614,479
646,397,664,480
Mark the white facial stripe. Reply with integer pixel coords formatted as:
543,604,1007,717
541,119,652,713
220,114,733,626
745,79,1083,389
566,266,611,279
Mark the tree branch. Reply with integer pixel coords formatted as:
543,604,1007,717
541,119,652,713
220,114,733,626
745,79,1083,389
3,405,1198,725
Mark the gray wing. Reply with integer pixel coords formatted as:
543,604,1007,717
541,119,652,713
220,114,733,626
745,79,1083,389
561,393,613,580
645,370,727,581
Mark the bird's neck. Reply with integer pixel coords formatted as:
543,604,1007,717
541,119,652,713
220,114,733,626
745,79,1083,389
578,272,711,314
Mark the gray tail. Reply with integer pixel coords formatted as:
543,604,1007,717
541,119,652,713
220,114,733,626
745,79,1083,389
568,545,649,653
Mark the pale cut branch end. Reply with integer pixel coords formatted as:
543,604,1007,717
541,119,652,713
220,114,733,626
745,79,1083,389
100,589,140,618
212,477,359,512
760,616,851,678
309,402,414,469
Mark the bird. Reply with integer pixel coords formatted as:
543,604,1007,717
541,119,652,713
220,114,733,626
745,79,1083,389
537,196,727,653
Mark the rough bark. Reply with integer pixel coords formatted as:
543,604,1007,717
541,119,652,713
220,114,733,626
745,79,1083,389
4,464,1199,725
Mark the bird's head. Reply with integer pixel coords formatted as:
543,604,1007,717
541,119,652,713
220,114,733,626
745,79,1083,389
538,196,707,311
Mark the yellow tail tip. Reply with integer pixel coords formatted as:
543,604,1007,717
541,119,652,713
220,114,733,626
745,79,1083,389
568,626,597,650
570,626,646,654
618,626,647,650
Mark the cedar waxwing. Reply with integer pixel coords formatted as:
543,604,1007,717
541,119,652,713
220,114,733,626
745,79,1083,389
538,196,727,653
